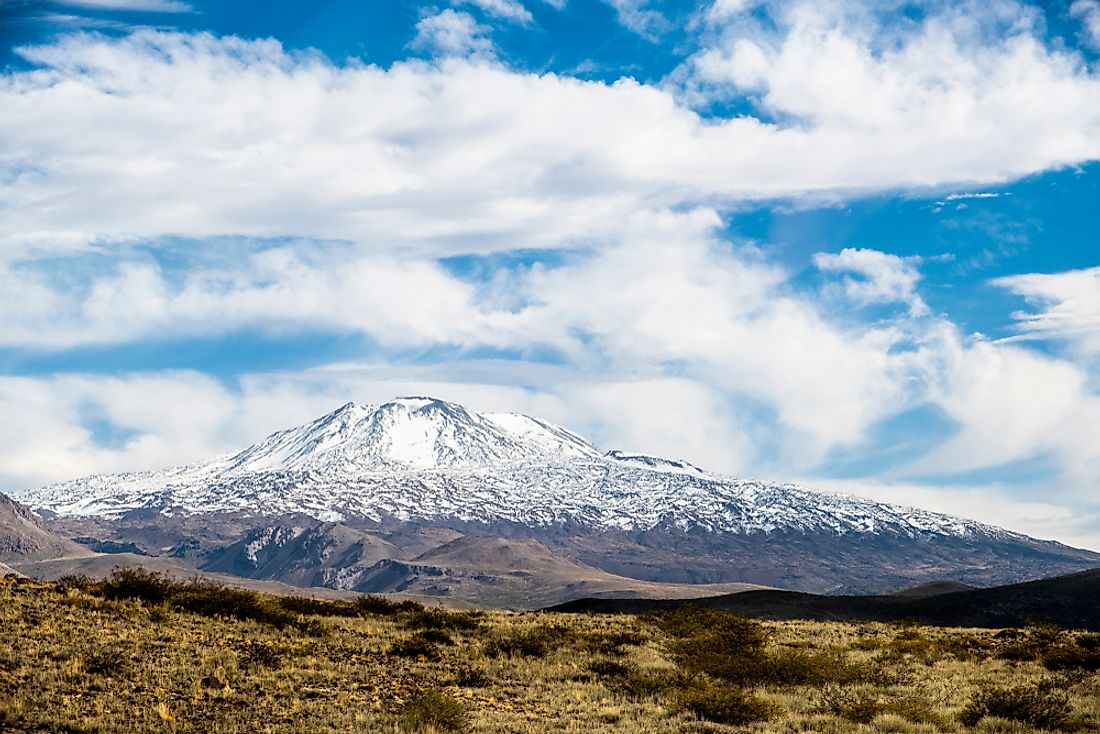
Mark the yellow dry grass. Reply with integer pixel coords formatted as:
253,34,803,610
1,575,1097,733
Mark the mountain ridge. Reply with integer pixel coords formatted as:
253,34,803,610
13,397,1100,597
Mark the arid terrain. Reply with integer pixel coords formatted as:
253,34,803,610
2,571,1099,734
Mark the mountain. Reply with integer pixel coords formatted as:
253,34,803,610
14,397,1100,598
198,522,763,608
0,491,87,563
548,568,1100,631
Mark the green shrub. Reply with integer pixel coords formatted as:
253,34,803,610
1077,633,1100,651
277,595,358,618
883,697,948,727
650,607,768,646
402,606,482,632
169,581,301,629
94,569,320,632
587,660,632,679
353,594,422,616
452,666,492,688
54,575,97,594
236,640,294,670
416,628,454,646
83,645,130,677
675,682,777,725
485,624,571,658
959,679,1076,730
388,633,442,661
1042,643,1100,672
100,568,175,605
820,686,885,724
399,690,467,732
579,628,648,655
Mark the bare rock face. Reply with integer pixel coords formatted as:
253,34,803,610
0,492,85,563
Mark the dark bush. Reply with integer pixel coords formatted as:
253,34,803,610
579,628,648,656
650,607,768,646
883,697,948,727
1043,643,1100,672
959,679,1076,730
1077,633,1100,651
237,641,291,670
675,682,777,725
277,595,358,618
819,686,884,724
388,633,442,661
353,594,423,616
672,636,864,687
93,569,320,632
588,660,632,679
485,624,571,658
84,645,130,677
589,661,683,699
416,628,454,646
399,690,467,732
170,581,300,629
402,607,482,632
100,568,175,605
54,575,97,594
453,666,492,688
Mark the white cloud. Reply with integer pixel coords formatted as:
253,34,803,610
994,267,1100,354
705,0,762,23
600,0,669,39
412,9,495,57
53,0,192,11
912,335,1100,487
456,0,533,24
1071,0,1100,50
677,2,1100,177
1,24,1098,260
814,247,929,316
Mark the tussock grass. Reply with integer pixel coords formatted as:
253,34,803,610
4,575,1100,733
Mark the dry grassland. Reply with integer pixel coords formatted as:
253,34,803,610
1,572,1098,733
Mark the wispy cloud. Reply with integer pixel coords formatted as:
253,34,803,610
456,0,533,24
994,267,1100,354
52,0,192,12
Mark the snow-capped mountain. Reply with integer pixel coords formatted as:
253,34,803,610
19,397,1006,538
16,397,1100,596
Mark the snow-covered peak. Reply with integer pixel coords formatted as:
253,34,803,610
16,397,1034,547
222,397,599,474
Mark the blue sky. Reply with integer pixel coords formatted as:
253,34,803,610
2,0,1100,549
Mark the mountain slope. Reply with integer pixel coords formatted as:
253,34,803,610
14,397,1100,596
0,492,87,563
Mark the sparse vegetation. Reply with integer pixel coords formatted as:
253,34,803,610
4,574,1100,733
958,679,1082,730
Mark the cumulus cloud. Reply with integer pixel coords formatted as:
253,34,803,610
1071,0,1100,50
0,212,931,471
412,9,495,57
3,22,1100,258
994,267,1100,354
814,247,928,316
